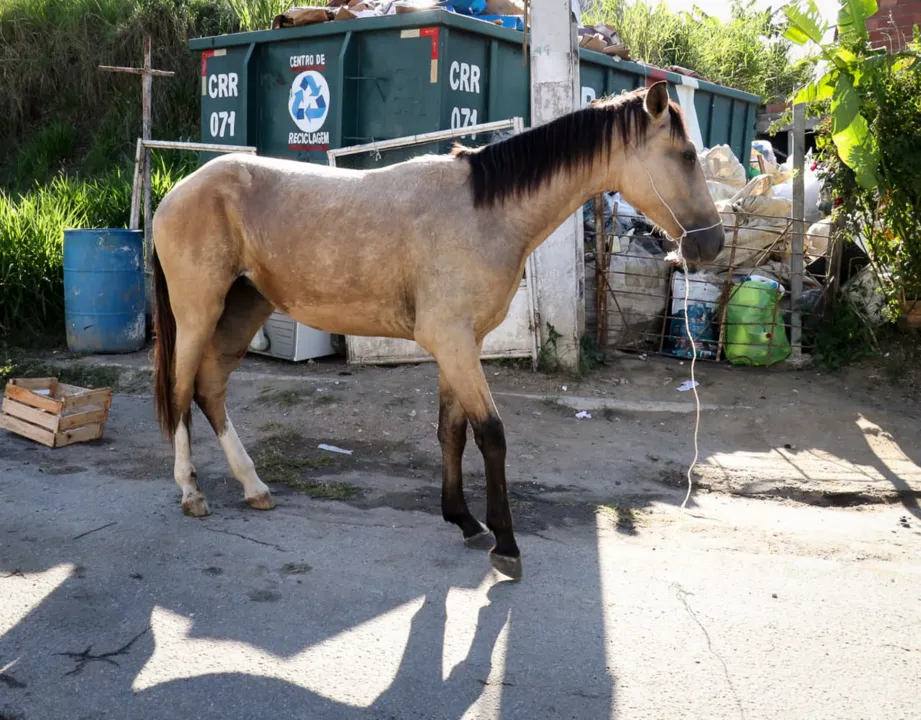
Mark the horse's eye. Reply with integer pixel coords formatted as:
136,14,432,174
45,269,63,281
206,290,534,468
683,150,697,166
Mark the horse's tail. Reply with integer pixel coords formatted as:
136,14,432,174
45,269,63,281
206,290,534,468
153,249,178,441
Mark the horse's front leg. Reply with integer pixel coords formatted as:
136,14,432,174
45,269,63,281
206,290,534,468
471,413,520,580
438,375,491,547
428,332,521,580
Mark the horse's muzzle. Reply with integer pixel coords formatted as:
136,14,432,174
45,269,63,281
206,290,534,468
681,224,725,264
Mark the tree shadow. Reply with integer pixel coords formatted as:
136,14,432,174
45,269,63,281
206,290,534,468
698,400,921,522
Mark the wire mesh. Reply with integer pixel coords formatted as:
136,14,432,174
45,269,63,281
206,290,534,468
584,194,837,365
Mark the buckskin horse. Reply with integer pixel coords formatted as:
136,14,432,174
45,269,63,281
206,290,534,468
151,82,724,580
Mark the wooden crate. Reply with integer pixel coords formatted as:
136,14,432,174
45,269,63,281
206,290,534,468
0,377,112,448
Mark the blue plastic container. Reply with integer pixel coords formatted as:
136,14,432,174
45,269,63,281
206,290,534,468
63,228,146,354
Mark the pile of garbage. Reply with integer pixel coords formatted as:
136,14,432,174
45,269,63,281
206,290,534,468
272,0,530,29
270,0,728,88
585,139,846,366
578,23,631,60
273,1,717,78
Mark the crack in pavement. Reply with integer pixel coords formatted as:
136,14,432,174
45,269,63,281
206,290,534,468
55,626,150,677
203,526,287,552
72,521,117,541
673,584,746,720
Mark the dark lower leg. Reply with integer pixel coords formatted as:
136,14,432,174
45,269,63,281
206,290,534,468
473,415,519,562
438,387,485,540
428,334,521,578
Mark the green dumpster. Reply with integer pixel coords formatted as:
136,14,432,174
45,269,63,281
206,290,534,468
188,10,760,169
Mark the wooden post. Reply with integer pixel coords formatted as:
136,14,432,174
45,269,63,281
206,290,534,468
98,36,175,324
826,215,844,310
790,102,805,360
130,138,143,230
142,36,153,268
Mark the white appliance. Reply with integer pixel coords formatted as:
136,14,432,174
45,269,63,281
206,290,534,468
248,311,336,362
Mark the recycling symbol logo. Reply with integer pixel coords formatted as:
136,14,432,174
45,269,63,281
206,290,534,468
288,70,330,133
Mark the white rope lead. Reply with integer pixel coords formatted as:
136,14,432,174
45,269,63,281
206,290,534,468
631,146,722,510
679,257,700,511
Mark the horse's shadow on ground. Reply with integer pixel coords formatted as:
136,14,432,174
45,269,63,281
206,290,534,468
0,462,615,720
130,582,532,720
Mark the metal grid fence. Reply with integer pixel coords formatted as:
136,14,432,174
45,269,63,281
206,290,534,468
584,194,840,365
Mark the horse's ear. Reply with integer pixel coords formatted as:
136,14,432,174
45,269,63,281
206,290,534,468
644,81,669,120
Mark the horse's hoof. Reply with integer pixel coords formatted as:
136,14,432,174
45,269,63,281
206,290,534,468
464,523,493,550
489,551,522,581
246,491,276,511
181,492,210,518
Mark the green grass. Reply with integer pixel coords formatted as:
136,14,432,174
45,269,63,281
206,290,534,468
598,503,640,534
252,428,363,500
256,386,317,408
0,350,123,388
0,155,191,343
582,0,811,103
225,0,296,31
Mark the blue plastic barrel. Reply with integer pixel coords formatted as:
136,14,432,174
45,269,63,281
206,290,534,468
63,228,145,353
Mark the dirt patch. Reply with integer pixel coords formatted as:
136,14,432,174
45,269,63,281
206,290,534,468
5,346,921,527
249,427,431,501
280,562,312,575
246,425,623,532
2,351,122,389
350,477,632,535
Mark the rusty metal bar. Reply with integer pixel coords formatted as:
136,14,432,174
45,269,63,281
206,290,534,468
594,195,607,348
715,224,741,362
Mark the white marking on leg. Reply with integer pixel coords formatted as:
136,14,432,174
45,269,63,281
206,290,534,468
174,419,208,516
173,419,196,491
219,414,270,500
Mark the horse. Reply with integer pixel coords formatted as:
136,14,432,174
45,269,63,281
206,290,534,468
151,81,724,580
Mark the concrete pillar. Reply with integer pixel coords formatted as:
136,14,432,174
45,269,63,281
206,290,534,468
529,0,584,371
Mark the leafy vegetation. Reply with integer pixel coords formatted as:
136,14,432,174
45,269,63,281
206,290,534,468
810,297,878,370
0,0,287,344
787,0,921,325
783,0,921,375
583,0,811,103
0,156,192,340
783,0,917,189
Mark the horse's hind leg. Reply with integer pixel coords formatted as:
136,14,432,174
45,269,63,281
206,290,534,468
172,315,223,518
193,279,275,510
438,374,490,547
424,330,521,580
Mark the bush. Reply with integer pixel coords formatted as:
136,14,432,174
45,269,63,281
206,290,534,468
582,0,810,103
0,155,191,342
814,46,921,321
0,0,300,343
0,172,128,340
0,0,281,189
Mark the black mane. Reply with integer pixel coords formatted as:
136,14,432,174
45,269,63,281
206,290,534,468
453,88,687,208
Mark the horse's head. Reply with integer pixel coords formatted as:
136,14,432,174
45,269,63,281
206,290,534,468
615,82,725,263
